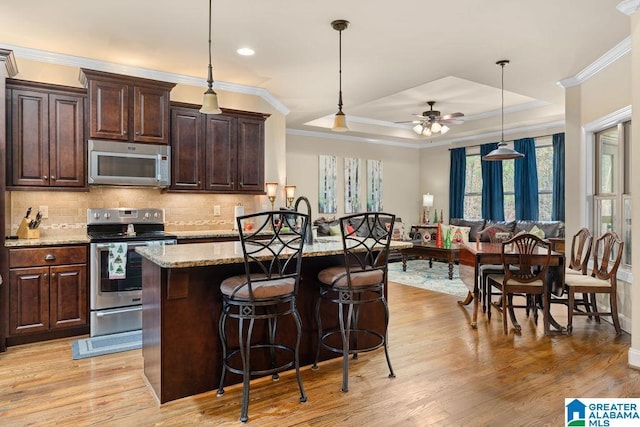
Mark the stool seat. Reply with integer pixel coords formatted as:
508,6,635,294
318,266,384,288
221,274,295,299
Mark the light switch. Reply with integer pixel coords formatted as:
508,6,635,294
39,205,49,218
213,205,221,216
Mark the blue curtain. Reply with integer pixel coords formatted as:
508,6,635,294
480,143,505,221
552,133,565,221
449,147,466,220
514,138,539,220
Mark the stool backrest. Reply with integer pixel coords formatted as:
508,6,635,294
591,231,623,282
339,212,395,285
236,210,309,298
569,227,592,274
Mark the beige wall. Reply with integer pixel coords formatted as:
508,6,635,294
286,133,421,230
6,58,287,235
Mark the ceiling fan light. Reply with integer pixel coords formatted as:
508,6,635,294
440,125,450,134
332,111,349,132
413,124,424,135
430,122,442,133
423,127,432,136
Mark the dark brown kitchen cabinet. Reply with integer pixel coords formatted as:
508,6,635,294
7,80,86,189
80,68,176,144
170,103,268,193
8,246,87,341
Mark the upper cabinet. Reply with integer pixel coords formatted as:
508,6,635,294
171,104,269,193
79,69,176,144
7,80,86,189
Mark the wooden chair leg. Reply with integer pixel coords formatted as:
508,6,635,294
610,292,622,335
590,293,601,323
567,288,574,335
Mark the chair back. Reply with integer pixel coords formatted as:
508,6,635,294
591,231,624,282
339,212,395,286
477,224,513,243
568,228,592,273
501,233,551,284
236,210,309,300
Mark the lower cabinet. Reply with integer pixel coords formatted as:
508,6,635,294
8,246,87,339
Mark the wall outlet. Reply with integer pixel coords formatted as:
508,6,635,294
39,205,49,219
213,205,221,216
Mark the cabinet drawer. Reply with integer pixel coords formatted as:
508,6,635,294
9,246,87,268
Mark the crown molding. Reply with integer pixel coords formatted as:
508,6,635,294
583,105,631,131
287,119,565,150
0,48,18,77
1,44,289,115
617,0,640,15
557,36,631,88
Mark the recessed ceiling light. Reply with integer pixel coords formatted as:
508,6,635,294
237,47,255,56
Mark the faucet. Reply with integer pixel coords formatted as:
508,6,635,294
294,196,313,244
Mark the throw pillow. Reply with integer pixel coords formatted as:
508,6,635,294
329,224,341,236
449,225,471,243
345,224,355,235
529,225,545,239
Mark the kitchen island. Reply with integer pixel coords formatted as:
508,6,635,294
137,238,412,403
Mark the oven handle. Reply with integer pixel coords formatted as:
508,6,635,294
95,306,143,317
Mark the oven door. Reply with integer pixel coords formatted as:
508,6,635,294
90,240,175,310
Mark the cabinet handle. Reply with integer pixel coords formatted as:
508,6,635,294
44,254,56,261
51,273,56,278
43,175,48,180
51,175,56,180
123,130,128,134
135,131,140,135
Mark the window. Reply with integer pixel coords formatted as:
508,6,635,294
594,121,631,266
462,138,555,221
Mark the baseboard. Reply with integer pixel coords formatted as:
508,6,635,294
628,348,640,370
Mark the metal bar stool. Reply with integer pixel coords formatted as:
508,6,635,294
312,212,396,392
217,210,309,422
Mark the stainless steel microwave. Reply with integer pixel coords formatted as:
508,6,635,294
88,140,171,187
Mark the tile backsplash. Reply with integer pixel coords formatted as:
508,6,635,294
8,188,269,237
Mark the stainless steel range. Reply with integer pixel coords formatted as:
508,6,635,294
87,208,177,337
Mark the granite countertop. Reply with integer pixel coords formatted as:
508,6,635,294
5,234,90,248
137,237,413,269
172,230,241,239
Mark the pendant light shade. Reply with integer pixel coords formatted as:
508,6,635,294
482,60,524,161
200,0,222,114
331,19,350,132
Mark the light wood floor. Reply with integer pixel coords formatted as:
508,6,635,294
1,281,638,426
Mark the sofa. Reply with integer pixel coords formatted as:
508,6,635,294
449,218,565,242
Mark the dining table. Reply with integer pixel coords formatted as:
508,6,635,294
457,241,566,329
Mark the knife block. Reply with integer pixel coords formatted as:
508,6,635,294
17,218,40,239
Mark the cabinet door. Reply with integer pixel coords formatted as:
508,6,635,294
49,264,87,329
171,108,203,190
134,85,170,144
204,115,237,192
89,79,128,140
49,93,85,187
10,89,49,186
9,267,50,335
236,117,265,192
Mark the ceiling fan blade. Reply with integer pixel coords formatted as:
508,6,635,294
394,120,420,124
440,112,464,120
440,119,465,125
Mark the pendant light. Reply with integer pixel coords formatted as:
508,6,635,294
482,60,524,161
331,19,350,132
200,0,222,114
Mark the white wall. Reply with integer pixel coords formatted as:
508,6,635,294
286,133,421,229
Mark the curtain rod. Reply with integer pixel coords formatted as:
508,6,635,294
447,131,563,151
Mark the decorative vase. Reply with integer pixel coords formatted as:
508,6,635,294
436,222,443,248
433,210,438,224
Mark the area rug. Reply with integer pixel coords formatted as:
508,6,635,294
388,259,469,297
71,330,142,360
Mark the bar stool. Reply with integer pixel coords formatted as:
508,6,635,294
312,212,395,392
217,210,309,422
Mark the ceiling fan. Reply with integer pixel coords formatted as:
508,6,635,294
400,101,464,136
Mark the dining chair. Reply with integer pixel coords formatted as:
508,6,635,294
565,231,624,335
217,210,309,422
487,233,552,335
312,212,395,392
566,228,593,276
476,224,514,313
